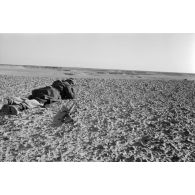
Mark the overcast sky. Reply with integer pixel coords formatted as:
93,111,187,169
0,33,195,73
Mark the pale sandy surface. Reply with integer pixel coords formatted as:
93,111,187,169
1,64,195,80
0,65,195,161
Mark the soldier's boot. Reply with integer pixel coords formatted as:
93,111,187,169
0,104,22,115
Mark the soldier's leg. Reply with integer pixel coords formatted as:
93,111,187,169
23,99,44,109
4,97,24,105
1,97,43,115
1,97,24,115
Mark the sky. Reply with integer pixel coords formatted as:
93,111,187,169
0,33,195,73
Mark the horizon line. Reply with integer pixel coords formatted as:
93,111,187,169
0,63,194,75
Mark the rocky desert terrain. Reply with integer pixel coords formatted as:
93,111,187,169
0,65,195,162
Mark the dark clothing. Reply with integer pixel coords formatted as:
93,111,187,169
60,81,75,99
1,79,76,115
30,86,62,104
29,81,75,105
52,80,75,100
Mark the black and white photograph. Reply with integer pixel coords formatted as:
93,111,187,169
0,33,195,162
1,0,195,195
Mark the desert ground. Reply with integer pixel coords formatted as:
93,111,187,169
0,64,195,162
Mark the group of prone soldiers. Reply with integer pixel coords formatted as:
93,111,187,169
0,78,76,122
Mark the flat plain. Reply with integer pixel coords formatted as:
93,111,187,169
0,64,195,162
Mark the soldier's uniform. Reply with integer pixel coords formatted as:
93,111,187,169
0,78,75,115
